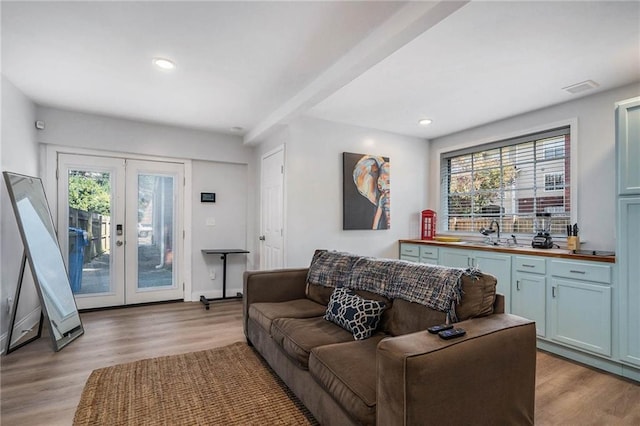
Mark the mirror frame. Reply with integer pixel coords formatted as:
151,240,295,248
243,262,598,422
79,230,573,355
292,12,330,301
3,171,84,353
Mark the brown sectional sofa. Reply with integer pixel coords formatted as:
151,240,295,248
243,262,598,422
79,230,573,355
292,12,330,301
243,251,536,425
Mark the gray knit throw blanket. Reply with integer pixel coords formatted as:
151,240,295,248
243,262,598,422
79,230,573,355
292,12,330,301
307,250,480,322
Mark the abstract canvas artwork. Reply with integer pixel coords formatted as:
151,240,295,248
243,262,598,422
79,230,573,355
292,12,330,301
343,152,390,230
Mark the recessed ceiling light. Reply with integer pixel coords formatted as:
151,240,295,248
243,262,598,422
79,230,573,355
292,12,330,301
418,118,433,126
153,57,176,70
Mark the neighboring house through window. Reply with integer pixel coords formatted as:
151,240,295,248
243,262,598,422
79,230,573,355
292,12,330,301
544,172,565,191
440,126,571,236
544,140,565,160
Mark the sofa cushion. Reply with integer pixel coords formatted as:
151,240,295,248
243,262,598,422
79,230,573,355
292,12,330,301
248,299,327,335
306,282,335,305
306,280,393,306
383,298,448,336
455,272,497,320
324,287,388,340
309,335,386,425
271,317,354,369
382,272,497,336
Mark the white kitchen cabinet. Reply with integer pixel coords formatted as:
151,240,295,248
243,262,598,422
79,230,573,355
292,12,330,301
616,97,640,371
439,247,470,268
400,240,629,378
399,243,420,262
549,260,612,357
399,243,438,265
512,256,546,337
419,245,439,265
616,97,640,195
618,197,640,367
440,248,512,313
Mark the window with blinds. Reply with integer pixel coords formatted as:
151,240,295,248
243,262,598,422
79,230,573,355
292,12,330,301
440,126,571,236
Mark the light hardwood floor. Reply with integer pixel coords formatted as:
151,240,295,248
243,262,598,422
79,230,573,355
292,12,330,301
1,300,639,425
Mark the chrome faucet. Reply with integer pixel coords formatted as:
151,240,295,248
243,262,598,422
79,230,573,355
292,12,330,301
480,220,501,244
489,220,500,240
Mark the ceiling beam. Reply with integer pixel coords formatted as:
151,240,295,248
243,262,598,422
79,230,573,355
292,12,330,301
243,0,469,145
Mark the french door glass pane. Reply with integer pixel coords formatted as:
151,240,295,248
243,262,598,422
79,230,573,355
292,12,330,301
137,174,174,290
67,170,112,295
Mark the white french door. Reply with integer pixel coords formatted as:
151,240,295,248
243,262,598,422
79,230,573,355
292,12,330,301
57,154,184,309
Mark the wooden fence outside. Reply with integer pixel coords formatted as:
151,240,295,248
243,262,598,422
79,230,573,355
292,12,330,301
448,216,571,235
68,208,110,262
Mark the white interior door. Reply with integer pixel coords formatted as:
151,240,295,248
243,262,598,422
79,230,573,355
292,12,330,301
260,146,284,270
58,154,184,309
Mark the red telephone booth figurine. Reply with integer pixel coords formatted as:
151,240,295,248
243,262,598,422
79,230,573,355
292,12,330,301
421,209,436,240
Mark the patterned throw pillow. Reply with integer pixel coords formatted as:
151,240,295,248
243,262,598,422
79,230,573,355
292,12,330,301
324,286,387,340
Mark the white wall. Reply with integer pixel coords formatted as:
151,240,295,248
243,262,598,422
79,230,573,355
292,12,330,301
34,106,255,302
191,160,248,299
255,116,429,268
35,106,251,164
428,83,640,251
1,76,40,348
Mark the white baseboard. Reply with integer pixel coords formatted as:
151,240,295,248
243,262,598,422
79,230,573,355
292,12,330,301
0,307,42,355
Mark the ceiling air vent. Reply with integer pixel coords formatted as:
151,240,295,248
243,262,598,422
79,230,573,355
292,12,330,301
562,80,600,94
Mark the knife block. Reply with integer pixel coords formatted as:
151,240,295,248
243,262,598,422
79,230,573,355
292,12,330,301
567,236,580,251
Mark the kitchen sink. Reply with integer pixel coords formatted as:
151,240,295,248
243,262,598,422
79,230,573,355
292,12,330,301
481,242,528,248
573,249,615,256
448,240,527,248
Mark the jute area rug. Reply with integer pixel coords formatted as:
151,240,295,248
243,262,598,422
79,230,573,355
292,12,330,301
73,342,318,425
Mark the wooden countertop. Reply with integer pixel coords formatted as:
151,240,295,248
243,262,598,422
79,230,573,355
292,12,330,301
399,239,616,263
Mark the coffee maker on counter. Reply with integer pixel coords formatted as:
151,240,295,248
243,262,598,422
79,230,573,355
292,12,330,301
532,213,553,249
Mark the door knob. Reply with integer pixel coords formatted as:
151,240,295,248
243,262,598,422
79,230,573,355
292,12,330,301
116,240,124,246
259,235,266,241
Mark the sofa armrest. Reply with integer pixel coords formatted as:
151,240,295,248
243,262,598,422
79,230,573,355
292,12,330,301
242,268,309,337
377,314,536,425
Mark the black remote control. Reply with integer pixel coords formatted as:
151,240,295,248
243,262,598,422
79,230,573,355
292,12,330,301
438,328,466,340
427,324,453,334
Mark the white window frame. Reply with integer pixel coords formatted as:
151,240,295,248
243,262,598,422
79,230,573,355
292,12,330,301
437,121,577,237
544,172,565,191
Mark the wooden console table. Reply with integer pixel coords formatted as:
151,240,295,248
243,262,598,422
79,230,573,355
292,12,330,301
200,249,250,310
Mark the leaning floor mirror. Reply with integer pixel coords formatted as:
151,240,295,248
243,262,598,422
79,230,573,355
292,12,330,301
3,171,84,353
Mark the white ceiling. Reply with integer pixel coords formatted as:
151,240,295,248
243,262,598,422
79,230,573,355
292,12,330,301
2,1,639,144
309,1,640,139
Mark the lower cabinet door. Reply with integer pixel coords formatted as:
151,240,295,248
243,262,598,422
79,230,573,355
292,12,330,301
419,246,439,265
550,278,612,356
399,243,420,260
439,248,470,268
474,252,512,314
618,197,640,367
440,249,512,313
512,272,546,337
